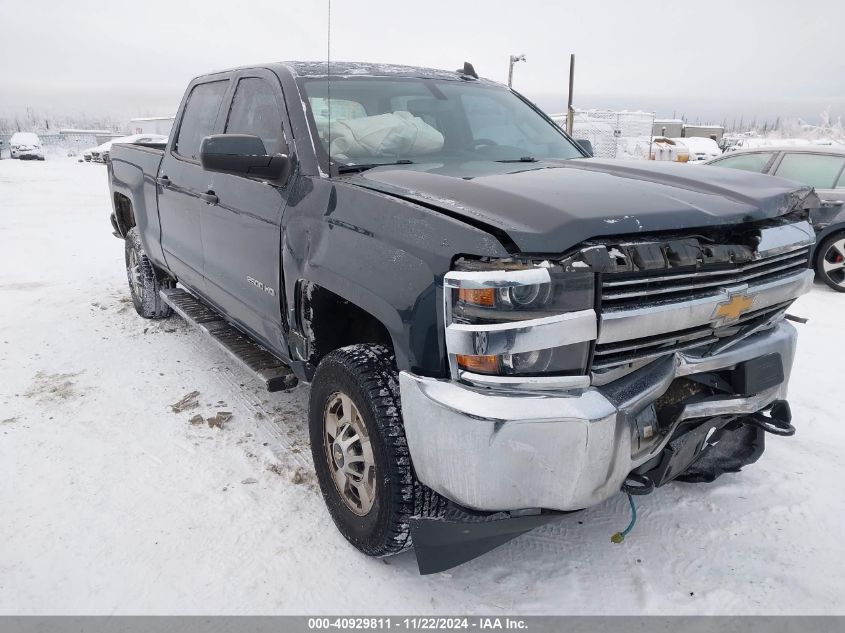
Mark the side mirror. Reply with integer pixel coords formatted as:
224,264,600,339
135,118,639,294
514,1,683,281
575,139,593,157
200,134,291,181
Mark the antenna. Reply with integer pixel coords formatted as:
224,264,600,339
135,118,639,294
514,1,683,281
327,0,332,169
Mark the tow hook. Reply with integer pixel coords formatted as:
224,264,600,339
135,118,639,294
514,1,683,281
746,399,795,437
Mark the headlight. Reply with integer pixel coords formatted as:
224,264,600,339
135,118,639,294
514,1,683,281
444,259,597,387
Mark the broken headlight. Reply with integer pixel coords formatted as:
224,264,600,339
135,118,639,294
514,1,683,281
444,259,597,381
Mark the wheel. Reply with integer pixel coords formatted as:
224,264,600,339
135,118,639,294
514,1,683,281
124,228,173,318
815,231,845,292
309,344,446,557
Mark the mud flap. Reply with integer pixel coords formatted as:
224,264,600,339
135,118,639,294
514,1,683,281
410,512,565,575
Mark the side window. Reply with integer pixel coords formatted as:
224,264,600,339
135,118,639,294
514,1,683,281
225,78,284,154
175,80,229,160
774,153,845,189
710,152,774,173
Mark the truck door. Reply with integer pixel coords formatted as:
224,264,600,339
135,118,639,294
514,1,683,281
199,71,290,357
157,78,230,293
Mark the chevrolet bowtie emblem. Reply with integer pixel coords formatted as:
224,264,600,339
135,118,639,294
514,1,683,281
713,293,755,321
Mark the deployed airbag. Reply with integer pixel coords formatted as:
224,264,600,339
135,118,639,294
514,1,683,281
330,111,444,160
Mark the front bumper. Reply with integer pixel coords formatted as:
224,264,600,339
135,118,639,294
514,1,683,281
400,320,797,513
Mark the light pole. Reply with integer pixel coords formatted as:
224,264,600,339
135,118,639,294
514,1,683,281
508,54,526,88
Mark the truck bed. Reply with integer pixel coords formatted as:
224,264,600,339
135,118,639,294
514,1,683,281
108,142,167,262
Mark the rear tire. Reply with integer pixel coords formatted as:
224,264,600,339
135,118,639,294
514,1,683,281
815,231,845,292
124,228,173,319
309,344,446,557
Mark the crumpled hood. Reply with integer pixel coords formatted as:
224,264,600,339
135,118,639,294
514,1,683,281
343,159,814,253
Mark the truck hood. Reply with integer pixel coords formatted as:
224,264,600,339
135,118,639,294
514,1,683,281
343,159,813,253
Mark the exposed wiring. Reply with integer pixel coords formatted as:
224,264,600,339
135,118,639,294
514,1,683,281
611,492,637,544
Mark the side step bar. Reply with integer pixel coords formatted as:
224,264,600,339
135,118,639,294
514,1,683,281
160,288,298,392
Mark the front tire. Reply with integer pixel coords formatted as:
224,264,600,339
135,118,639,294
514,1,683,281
309,344,445,557
815,231,845,292
124,228,173,318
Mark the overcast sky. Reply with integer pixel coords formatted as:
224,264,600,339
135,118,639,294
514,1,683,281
1,0,843,124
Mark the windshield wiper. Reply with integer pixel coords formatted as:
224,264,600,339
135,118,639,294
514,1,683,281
337,159,415,174
495,156,538,163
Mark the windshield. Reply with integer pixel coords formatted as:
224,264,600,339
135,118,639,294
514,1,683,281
297,77,583,171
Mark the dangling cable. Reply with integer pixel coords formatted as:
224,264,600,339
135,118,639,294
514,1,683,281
611,492,637,544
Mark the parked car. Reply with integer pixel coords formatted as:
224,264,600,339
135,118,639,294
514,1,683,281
9,132,45,160
108,61,817,574
89,134,167,164
704,146,845,291
676,136,722,162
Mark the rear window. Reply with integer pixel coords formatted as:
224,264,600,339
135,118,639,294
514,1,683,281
174,80,229,160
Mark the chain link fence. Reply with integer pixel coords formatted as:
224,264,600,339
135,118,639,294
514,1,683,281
551,109,655,159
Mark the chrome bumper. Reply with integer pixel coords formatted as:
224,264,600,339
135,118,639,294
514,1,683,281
400,320,797,513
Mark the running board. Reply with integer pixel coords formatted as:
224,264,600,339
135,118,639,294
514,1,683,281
160,288,298,392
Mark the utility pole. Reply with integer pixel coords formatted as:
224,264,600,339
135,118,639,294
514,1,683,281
566,54,575,135
508,54,526,88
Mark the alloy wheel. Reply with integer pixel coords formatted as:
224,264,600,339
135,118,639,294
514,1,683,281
822,238,845,289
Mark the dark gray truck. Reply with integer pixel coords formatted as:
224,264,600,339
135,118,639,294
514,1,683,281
108,61,818,574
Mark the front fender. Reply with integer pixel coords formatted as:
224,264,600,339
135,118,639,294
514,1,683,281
282,176,509,375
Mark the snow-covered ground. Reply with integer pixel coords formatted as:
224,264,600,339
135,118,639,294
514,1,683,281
2,156,845,615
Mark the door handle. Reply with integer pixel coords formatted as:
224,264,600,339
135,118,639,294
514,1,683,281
157,175,171,188
200,190,219,205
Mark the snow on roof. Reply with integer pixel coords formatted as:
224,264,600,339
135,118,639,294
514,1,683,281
283,61,494,83
129,116,175,122
10,132,40,143
733,138,845,152
672,136,721,153
95,133,167,152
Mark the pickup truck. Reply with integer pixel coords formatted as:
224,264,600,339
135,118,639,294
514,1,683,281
109,61,818,574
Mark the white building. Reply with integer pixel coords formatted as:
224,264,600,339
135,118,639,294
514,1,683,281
129,116,175,136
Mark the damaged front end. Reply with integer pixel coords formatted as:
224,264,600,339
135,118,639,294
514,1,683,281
401,211,815,575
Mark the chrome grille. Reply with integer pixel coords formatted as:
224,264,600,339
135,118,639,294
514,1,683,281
592,243,811,380
592,300,791,372
600,247,810,309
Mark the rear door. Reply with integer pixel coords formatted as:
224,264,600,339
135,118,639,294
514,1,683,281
199,70,291,356
157,78,230,292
